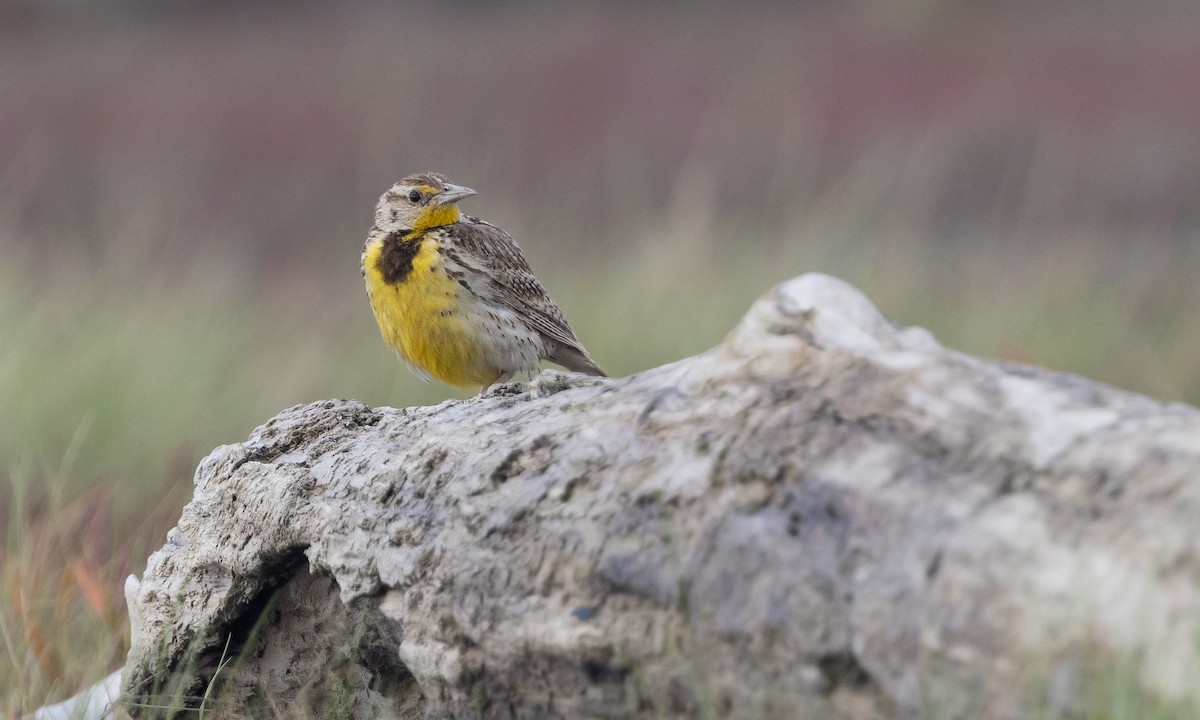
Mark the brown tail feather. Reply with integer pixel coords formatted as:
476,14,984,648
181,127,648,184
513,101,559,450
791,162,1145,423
547,342,607,377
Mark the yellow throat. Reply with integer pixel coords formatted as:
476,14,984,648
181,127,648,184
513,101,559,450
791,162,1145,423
410,202,460,233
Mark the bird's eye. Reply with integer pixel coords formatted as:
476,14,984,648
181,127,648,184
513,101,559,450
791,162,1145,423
408,190,422,203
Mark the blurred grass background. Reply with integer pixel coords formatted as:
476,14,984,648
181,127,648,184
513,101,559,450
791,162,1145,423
3,0,1200,714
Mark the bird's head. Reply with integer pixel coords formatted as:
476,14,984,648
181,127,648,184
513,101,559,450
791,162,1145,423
374,172,476,234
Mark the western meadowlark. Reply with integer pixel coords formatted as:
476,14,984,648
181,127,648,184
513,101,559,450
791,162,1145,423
361,172,606,392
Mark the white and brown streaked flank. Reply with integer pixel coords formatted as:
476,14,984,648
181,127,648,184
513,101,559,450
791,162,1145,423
361,172,605,391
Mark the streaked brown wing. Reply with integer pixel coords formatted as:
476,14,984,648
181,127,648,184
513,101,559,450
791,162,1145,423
441,217,589,355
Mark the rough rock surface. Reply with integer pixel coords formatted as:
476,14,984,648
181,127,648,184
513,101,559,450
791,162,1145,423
114,273,1200,719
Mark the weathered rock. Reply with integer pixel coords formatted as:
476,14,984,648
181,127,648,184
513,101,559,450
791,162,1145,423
113,273,1200,719
30,670,123,720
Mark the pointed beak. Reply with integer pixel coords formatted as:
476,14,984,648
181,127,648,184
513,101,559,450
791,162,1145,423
433,183,476,206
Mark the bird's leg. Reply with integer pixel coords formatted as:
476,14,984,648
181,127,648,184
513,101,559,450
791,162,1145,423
477,370,515,397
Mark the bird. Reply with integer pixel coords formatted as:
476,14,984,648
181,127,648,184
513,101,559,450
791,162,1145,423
361,172,606,393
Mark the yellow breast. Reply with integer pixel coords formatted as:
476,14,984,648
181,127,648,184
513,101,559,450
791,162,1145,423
363,234,496,387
